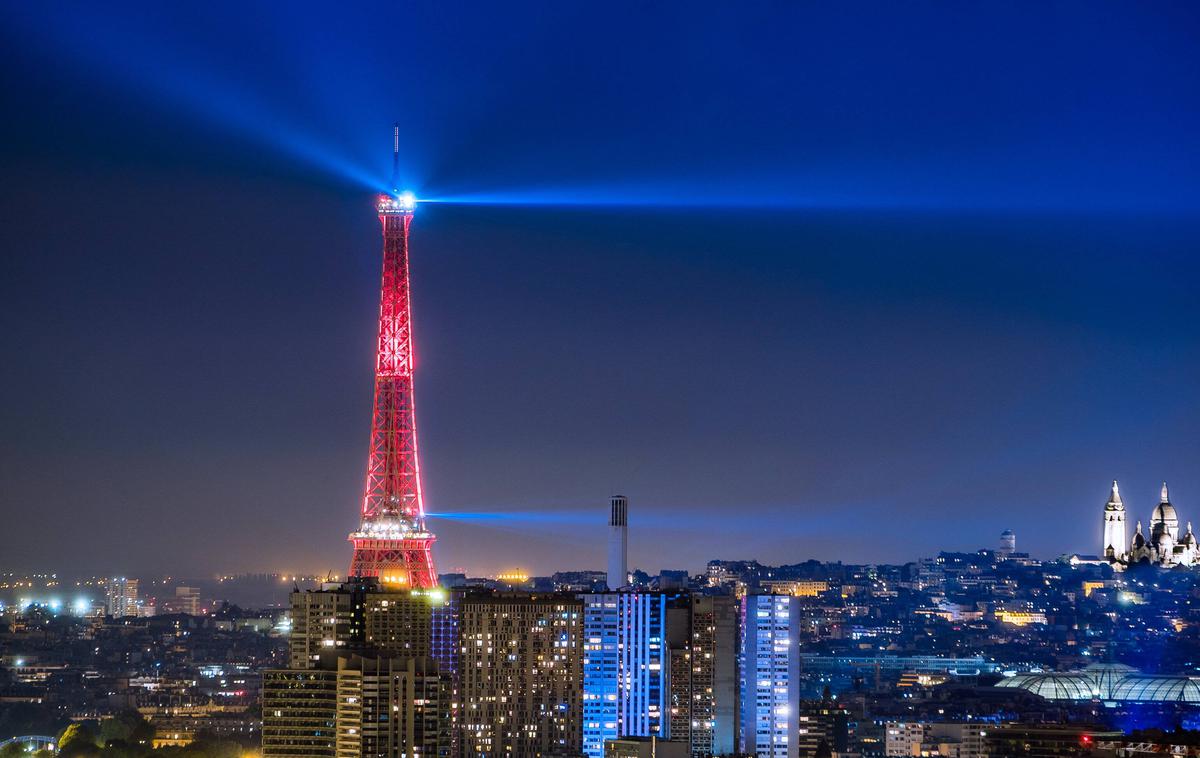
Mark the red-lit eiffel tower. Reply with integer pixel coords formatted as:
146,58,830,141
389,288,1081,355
348,126,437,588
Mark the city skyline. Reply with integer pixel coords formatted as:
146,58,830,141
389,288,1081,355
1,478,1198,578
3,4,1200,577
5,7,1200,758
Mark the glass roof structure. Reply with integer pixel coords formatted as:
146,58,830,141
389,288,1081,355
1111,676,1200,704
996,673,1099,701
996,664,1200,704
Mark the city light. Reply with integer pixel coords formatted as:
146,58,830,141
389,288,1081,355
376,191,418,214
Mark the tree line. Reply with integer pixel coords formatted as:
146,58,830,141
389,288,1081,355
1,712,255,758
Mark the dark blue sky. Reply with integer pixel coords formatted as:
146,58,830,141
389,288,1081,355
1,3,1198,577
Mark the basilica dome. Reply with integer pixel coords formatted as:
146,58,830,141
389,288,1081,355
1153,501,1178,526
1152,482,1179,540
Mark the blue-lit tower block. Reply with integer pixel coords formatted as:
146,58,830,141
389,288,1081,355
740,594,801,758
582,592,674,758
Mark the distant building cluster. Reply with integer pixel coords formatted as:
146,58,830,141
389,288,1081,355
16,490,1200,758
103,577,207,618
9,535,1200,758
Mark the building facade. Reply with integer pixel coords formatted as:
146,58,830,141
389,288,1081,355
263,668,339,758
457,593,584,757
998,530,1016,558
263,656,448,758
268,580,452,758
1102,481,1127,562
339,655,449,758
107,577,140,617
795,699,849,758
884,722,987,758
289,581,370,669
604,737,689,758
668,595,739,758
739,594,800,758
289,580,442,669
581,592,674,758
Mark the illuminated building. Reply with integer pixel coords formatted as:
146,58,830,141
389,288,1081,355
998,529,1016,558
553,571,609,592
608,495,629,590
668,595,739,758
704,560,763,592
797,655,997,680
177,586,201,614
581,592,674,758
496,570,530,587
337,655,448,758
160,586,201,615
262,668,338,758
895,672,950,689
1104,480,1199,569
106,577,139,617
430,590,460,677
270,580,452,758
457,592,584,757
794,698,849,758
759,580,828,598
140,704,260,747
289,579,444,669
289,580,371,669
884,722,987,758
363,590,437,658
347,132,436,587
604,736,689,758
994,609,1047,626
1102,480,1127,563
263,655,447,758
739,594,800,758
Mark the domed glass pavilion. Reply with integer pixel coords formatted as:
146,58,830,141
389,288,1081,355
996,663,1200,704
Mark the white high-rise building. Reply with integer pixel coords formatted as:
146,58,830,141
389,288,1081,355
739,594,800,758
106,577,139,617
607,495,629,590
998,529,1016,557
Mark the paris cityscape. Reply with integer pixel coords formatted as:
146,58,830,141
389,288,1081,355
3,4,1200,758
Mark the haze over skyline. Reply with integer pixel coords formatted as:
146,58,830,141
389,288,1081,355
2,3,1199,577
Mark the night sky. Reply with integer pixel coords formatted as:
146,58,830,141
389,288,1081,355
2,3,1199,577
